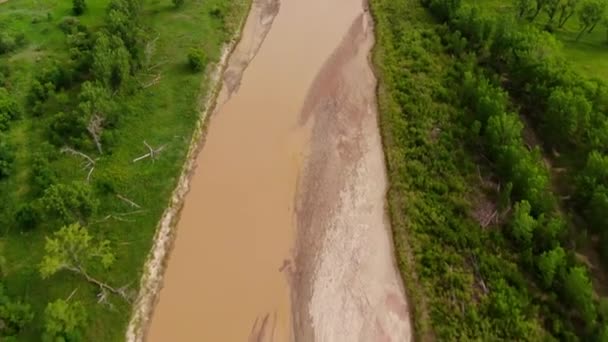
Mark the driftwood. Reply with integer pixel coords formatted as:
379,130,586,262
133,141,166,163
66,287,79,302
117,194,141,209
61,147,97,182
469,254,489,295
87,114,105,154
141,74,162,88
482,210,498,228
64,265,132,303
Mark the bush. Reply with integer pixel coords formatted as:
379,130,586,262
0,33,17,55
0,137,15,180
187,48,206,72
58,17,86,34
0,87,20,131
172,0,185,8
73,0,87,15
15,204,40,231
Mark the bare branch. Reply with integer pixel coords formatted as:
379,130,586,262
116,194,141,209
66,287,79,302
87,114,105,155
133,141,166,163
61,147,96,166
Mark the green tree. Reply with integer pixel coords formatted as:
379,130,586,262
173,0,185,8
0,136,15,180
187,48,207,72
515,0,537,18
558,0,580,27
38,182,98,225
92,33,131,90
485,113,523,156
43,299,86,342
0,87,19,132
544,0,563,24
72,0,86,15
0,283,33,337
564,266,597,324
511,201,537,247
40,224,117,296
577,0,607,40
545,87,592,146
537,246,566,287
577,151,608,203
77,82,114,154
531,0,551,20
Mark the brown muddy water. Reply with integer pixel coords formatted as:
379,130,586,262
146,0,411,341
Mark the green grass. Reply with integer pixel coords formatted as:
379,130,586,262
0,0,249,340
466,0,608,80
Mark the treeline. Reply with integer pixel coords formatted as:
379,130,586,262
513,0,608,41
423,0,608,339
372,0,550,340
0,0,151,340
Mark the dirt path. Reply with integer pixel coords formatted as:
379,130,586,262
144,0,411,340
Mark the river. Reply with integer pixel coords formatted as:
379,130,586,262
146,0,411,341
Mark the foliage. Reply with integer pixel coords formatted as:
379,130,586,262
577,0,607,39
564,266,597,324
187,48,207,72
0,136,15,180
43,299,86,342
0,283,34,337
38,182,98,225
39,223,114,279
173,0,185,8
0,87,20,132
72,0,87,16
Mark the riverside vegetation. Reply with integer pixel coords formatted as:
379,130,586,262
0,0,248,340
371,0,608,340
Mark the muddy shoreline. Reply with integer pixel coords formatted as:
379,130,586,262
124,2,256,340
292,2,411,341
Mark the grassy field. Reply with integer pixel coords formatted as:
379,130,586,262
466,0,608,80
0,0,248,340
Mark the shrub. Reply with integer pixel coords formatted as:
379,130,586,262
172,0,185,8
0,137,15,180
15,204,40,231
73,0,87,15
187,48,206,72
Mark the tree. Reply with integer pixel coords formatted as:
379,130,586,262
39,224,130,301
43,299,86,342
0,87,19,132
187,48,206,72
558,0,580,27
485,113,524,156
515,0,537,19
544,0,563,24
0,283,33,337
531,0,551,20
172,0,185,8
564,266,597,324
38,182,98,225
77,82,114,154
72,0,86,15
511,201,537,247
537,246,566,287
0,136,15,180
92,33,131,90
577,0,607,40
545,87,592,146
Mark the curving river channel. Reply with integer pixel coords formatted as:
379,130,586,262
146,0,411,341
